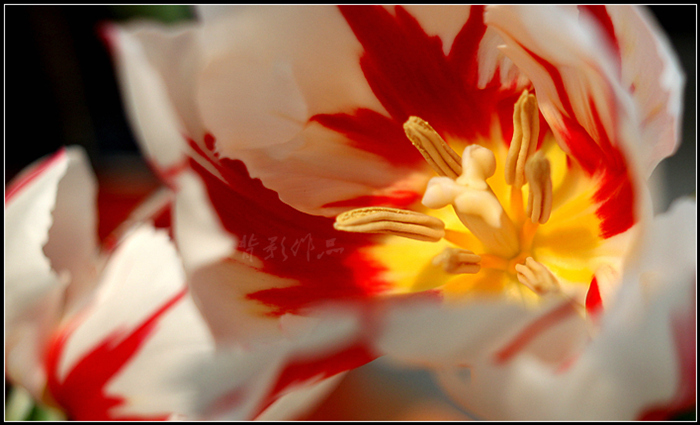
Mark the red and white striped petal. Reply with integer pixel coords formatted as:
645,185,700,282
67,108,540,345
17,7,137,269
486,5,651,240
6,149,71,326
6,147,101,398
45,224,215,420
433,199,696,420
193,308,374,420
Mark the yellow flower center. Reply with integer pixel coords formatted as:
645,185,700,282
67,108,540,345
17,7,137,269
335,91,622,306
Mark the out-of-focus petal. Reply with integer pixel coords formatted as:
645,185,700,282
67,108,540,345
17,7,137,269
434,198,696,420
46,225,215,420
375,295,587,369
107,22,203,178
605,6,685,176
5,149,69,326
5,147,95,397
193,309,374,420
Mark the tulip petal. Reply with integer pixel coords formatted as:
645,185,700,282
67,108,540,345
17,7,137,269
194,309,374,420
604,6,685,176
485,5,647,239
434,198,696,420
46,225,214,420
5,149,70,326
108,22,203,179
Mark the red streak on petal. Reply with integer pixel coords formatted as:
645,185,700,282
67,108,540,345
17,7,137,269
321,191,422,210
585,276,603,317
518,42,635,238
189,154,391,316
255,342,377,418
579,6,621,72
494,302,577,365
310,109,422,167
45,288,188,421
335,6,506,145
5,148,67,203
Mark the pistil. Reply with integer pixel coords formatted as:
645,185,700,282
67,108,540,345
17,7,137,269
423,145,520,258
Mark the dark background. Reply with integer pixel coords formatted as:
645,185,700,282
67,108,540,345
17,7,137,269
4,5,697,207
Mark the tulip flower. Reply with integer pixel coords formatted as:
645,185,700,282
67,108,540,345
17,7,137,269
5,147,215,420
107,5,693,420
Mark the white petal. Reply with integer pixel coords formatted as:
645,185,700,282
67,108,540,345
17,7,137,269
197,6,383,151
376,296,587,368
606,6,685,176
109,22,202,171
43,148,99,315
5,150,69,326
53,224,214,419
172,170,236,272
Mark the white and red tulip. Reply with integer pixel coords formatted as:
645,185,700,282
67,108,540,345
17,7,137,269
107,5,694,420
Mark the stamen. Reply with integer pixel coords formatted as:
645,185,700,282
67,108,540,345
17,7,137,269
423,145,520,258
432,247,481,274
525,152,553,224
514,257,559,295
404,116,462,179
334,206,445,242
505,90,540,188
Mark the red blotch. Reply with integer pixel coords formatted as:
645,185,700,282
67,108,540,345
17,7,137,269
317,5,514,165
256,342,377,418
321,191,421,210
189,155,391,316
45,288,188,420
585,276,603,317
310,109,422,167
5,148,67,203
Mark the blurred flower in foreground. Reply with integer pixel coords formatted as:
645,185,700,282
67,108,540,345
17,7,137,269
107,5,694,420
5,147,215,420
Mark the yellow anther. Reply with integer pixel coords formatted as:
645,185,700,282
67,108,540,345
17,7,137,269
505,90,540,188
334,207,445,242
432,247,481,274
515,257,559,295
404,116,462,179
525,152,553,224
